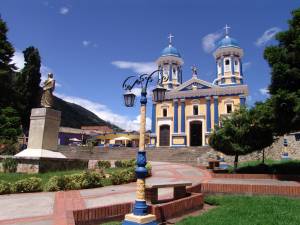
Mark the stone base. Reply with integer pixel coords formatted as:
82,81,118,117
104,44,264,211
15,148,66,159
123,214,157,225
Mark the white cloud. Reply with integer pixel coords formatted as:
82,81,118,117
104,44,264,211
56,93,151,131
259,87,269,96
82,40,90,47
112,61,156,74
82,41,99,48
12,51,24,71
59,7,69,15
242,62,252,71
255,27,281,47
202,31,223,53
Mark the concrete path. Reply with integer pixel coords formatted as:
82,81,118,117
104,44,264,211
0,162,210,225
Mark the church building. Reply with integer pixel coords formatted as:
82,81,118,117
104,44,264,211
150,26,248,147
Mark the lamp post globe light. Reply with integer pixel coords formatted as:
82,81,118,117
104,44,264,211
122,69,166,225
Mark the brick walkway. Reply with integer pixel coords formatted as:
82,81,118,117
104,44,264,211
1,162,299,225
0,162,210,225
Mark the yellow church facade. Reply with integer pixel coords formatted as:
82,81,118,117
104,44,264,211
150,28,248,147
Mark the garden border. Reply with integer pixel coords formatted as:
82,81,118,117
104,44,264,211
210,172,300,181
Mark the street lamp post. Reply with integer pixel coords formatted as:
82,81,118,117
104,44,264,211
122,69,167,225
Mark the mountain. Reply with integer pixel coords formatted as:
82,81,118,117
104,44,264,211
53,96,122,131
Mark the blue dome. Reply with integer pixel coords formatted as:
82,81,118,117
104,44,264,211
161,45,181,57
217,36,240,48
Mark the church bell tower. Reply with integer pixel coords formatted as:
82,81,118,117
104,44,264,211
213,25,244,86
156,34,184,90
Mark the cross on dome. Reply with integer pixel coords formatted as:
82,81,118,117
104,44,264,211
168,33,174,46
224,24,231,37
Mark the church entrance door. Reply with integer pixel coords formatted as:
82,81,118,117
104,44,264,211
190,121,202,146
159,125,170,146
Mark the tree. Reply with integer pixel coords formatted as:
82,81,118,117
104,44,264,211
264,8,300,95
263,8,300,135
268,90,300,135
0,16,16,108
249,102,275,163
0,107,21,142
16,47,42,130
209,108,274,170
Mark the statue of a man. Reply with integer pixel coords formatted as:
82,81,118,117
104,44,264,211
41,73,55,108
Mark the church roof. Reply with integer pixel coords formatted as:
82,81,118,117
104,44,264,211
174,76,216,91
217,35,240,49
161,45,181,57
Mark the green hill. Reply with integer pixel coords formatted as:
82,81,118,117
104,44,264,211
53,96,122,131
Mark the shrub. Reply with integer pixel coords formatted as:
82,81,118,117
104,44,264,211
64,174,83,190
146,162,152,177
13,177,42,193
110,167,136,185
45,171,105,191
44,176,64,192
0,181,11,194
97,160,111,169
110,171,126,185
115,159,136,168
2,157,18,173
81,171,104,189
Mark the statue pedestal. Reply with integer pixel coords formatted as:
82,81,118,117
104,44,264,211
15,108,66,159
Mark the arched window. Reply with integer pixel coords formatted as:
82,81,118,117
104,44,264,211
163,108,167,117
234,59,240,72
193,105,198,115
224,58,230,72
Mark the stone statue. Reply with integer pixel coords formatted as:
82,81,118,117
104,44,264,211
41,73,55,108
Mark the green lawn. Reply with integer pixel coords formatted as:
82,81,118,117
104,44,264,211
177,195,300,225
101,195,300,225
228,159,300,174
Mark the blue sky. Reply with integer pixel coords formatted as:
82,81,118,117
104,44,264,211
1,0,299,130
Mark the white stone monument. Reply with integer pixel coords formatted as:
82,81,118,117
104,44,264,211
15,108,66,158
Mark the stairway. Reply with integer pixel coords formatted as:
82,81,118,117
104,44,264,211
57,146,213,165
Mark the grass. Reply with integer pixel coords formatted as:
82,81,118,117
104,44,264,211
177,195,300,225
101,195,300,225
228,159,300,174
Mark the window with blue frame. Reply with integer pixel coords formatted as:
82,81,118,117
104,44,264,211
231,77,236,83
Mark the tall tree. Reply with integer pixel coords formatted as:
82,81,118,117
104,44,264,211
0,15,16,107
209,108,274,170
263,8,300,135
16,47,42,129
264,8,300,95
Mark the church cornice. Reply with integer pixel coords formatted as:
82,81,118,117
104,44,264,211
165,85,248,100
